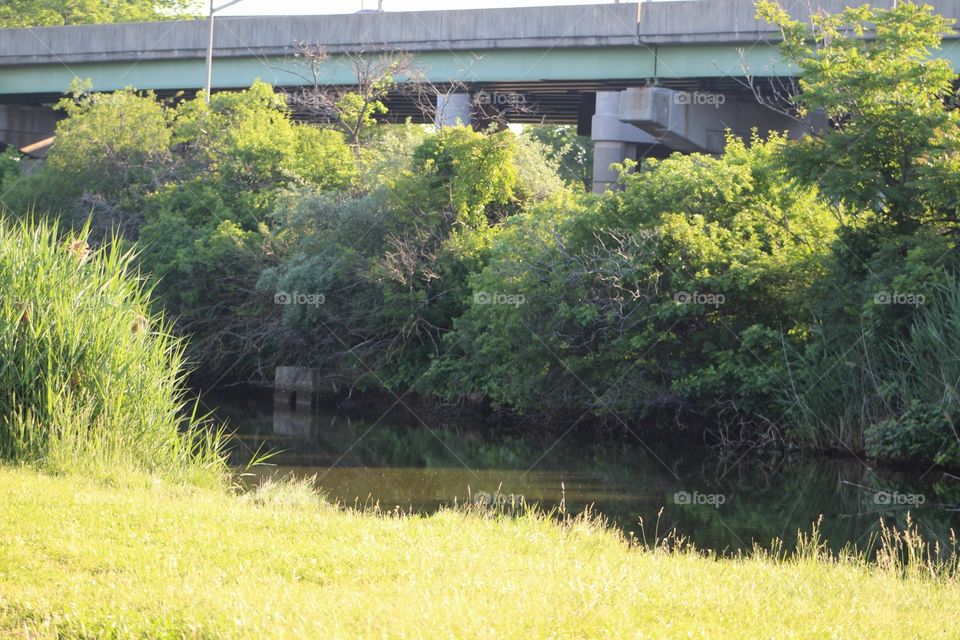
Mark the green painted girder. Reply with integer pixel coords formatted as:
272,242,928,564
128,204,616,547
3,41,959,96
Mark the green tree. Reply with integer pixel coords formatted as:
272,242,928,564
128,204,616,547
758,2,960,460
266,126,565,390
429,135,837,422
51,84,173,226
758,1,959,231
522,125,594,191
0,0,195,27
5,81,357,380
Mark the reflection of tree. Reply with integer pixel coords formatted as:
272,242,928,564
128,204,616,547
205,389,960,555
670,457,960,556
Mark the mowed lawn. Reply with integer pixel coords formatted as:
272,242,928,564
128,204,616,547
0,467,957,639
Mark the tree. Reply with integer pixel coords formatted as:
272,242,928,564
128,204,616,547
5,81,358,381
286,45,416,157
266,126,565,391
45,83,174,231
522,125,594,191
0,0,195,27
428,135,837,423
757,1,960,231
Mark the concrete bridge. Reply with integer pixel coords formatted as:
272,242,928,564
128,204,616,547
2,0,958,190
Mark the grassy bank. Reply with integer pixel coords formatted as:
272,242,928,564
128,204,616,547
0,467,957,639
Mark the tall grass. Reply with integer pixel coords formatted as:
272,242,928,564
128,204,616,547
781,275,960,456
0,216,227,486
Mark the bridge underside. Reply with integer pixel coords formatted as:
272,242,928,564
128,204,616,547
0,75,797,124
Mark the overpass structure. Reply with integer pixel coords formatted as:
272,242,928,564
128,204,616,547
1,0,958,190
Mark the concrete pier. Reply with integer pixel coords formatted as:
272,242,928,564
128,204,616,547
274,366,341,411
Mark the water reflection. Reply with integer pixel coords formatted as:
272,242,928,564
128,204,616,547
202,388,960,554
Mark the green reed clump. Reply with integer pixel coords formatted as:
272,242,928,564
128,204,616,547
0,217,227,486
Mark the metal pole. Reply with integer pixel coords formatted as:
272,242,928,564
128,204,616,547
205,0,214,104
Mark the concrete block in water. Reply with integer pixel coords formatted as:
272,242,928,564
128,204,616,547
274,366,341,410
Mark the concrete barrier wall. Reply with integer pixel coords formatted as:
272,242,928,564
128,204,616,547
0,4,641,64
639,0,960,44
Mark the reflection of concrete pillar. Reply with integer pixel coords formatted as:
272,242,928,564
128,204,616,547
436,93,472,128
273,409,315,439
591,91,657,193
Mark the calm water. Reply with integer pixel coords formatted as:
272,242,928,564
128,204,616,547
202,389,960,554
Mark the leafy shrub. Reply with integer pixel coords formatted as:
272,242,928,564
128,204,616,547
265,126,558,389
522,125,594,191
779,234,960,451
0,148,20,194
865,401,960,467
7,82,359,379
429,135,836,423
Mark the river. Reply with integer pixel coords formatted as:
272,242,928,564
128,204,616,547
202,388,960,555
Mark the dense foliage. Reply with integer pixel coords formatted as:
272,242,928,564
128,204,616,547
0,217,225,484
0,0,194,27
756,0,960,458
426,134,837,426
2,2,959,467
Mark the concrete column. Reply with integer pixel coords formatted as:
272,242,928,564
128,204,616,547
0,104,58,150
591,91,658,193
592,141,635,194
435,93,472,128
617,87,827,154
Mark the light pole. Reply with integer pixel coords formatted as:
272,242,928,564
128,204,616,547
205,0,246,104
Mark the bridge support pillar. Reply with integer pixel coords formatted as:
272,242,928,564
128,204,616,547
591,91,660,193
435,93,473,128
617,87,822,154
0,104,58,150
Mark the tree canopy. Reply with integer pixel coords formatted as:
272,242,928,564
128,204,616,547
0,0,195,27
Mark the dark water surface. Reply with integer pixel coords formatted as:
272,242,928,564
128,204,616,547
202,389,960,554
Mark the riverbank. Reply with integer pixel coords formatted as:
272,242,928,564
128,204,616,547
1,466,957,639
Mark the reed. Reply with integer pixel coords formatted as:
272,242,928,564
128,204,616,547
782,275,960,456
0,216,228,486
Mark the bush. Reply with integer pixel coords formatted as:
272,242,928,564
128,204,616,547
266,126,559,390
865,401,960,467
0,217,226,485
779,235,960,452
428,134,836,423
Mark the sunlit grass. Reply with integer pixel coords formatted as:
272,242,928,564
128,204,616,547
0,466,957,639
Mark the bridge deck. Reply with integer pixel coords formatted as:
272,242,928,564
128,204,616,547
1,0,957,99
